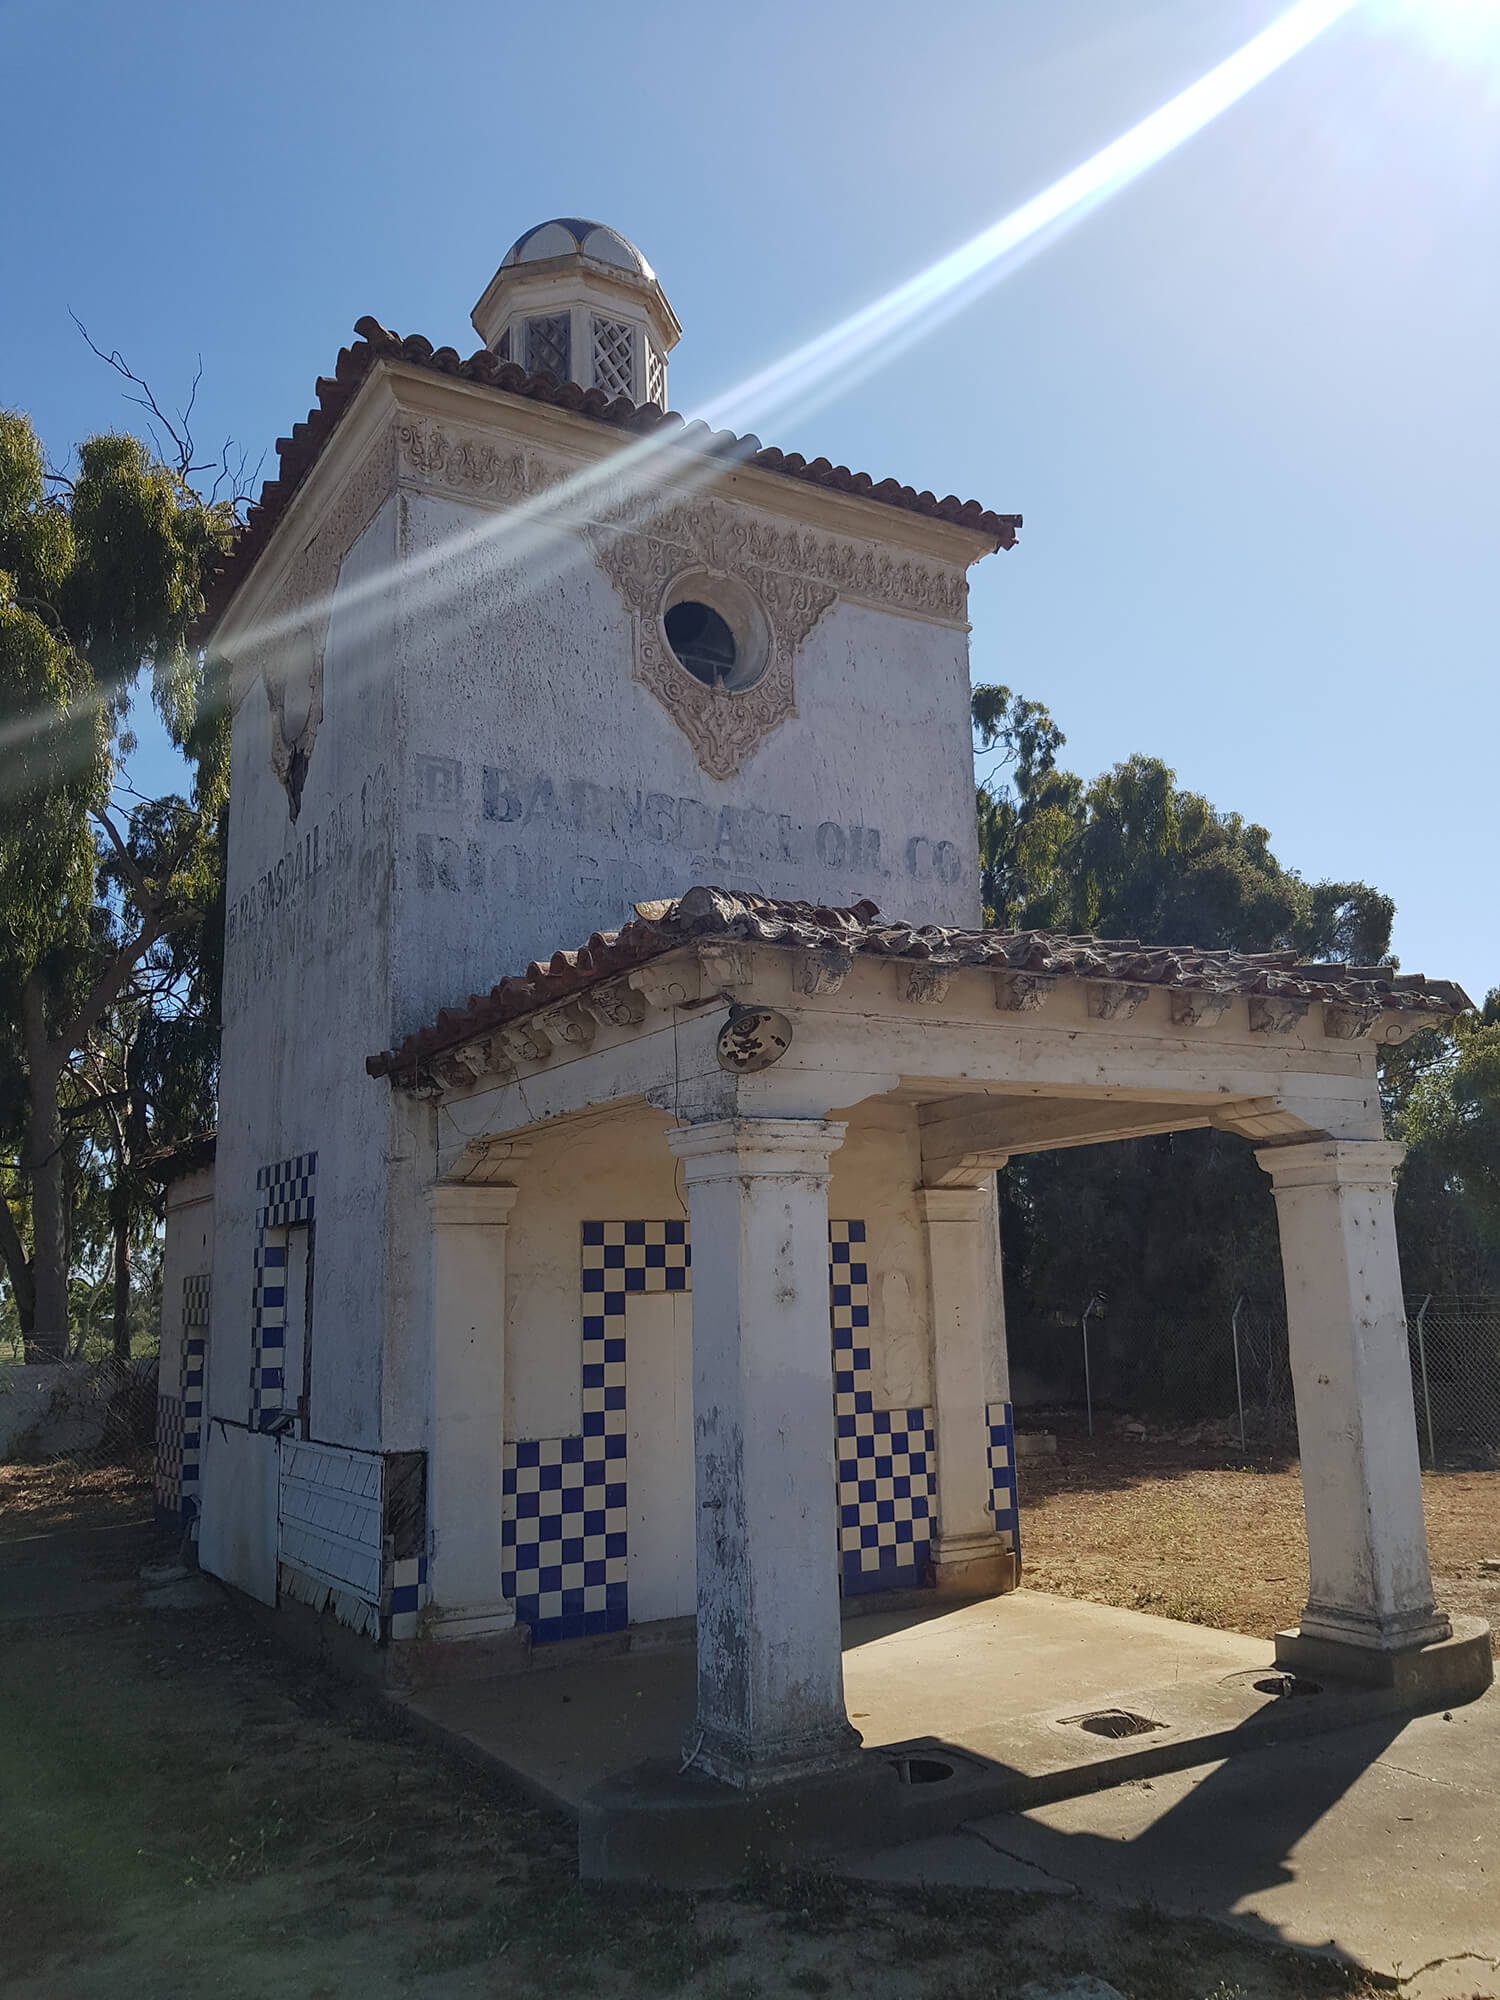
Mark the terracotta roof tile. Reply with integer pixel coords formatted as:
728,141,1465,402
198,321,1021,636
367,888,1471,1082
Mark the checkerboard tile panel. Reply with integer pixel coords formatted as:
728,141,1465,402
831,1220,938,1596
180,1328,207,1523
986,1400,1021,1562
387,1555,430,1641
250,1152,316,1428
155,1393,184,1522
501,1221,689,1646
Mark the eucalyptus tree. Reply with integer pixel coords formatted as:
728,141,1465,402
0,406,233,1357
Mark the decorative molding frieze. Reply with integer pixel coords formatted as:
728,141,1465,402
395,418,542,505
255,434,395,820
900,965,951,1005
993,972,1055,1013
390,415,968,780
1249,996,1312,1035
1323,1000,1381,1041
1170,990,1234,1029
1087,984,1149,1022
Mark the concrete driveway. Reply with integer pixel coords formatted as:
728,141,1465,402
849,1685,1500,1998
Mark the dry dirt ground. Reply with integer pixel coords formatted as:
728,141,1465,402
1016,1423,1500,1652
0,1471,1399,2000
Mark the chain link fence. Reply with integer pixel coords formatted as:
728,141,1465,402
1229,1296,1500,1470
1,1341,161,1501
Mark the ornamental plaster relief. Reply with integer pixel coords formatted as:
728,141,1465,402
252,434,395,821
390,415,970,781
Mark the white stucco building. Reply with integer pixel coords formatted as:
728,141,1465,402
162,220,1483,1795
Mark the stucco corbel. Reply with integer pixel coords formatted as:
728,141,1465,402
1087,983,1150,1022
1323,1000,1381,1040
1170,989,1235,1029
696,942,754,993
993,971,1055,1013
1249,996,1312,1035
582,982,649,1029
628,959,703,1011
538,1004,596,1052
791,948,852,997
900,965,951,1005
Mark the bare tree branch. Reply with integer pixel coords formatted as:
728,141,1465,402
69,311,263,512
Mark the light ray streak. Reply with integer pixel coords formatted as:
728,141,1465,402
1,0,1360,782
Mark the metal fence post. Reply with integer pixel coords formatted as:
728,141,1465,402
1413,1293,1436,1470
1081,1294,1102,1439
1231,1294,1247,1454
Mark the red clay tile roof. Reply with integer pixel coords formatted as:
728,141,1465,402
199,320,1021,635
367,888,1471,1082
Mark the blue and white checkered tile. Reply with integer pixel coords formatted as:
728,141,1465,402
502,1434,628,1645
387,1555,430,1641
986,1399,1021,1563
830,1220,938,1595
250,1237,288,1427
183,1271,211,1328
155,1394,184,1522
250,1152,316,1427
256,1151,317,1229
500,1222,688,1645
180,1334,206,1522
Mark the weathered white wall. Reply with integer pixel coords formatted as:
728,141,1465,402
390,490,981,1039
206,380,998,1617
496,1099,934,1442
158,1165,214,1397
205,493,401,1594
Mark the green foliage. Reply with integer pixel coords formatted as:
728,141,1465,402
0,404,233,1350
1394,992,1500,1292
969,683,1490,1415
971,684,1394,961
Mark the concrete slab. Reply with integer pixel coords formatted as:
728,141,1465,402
859,1692,1500,1999
404,1593,1277,1810
843,1830,1075,1894
403,1592,1495,1887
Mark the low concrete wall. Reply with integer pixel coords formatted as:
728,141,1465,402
0,1363,112,1459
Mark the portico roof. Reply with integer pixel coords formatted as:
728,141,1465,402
368,886,1471,1084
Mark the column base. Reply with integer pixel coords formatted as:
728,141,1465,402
1275,1615,1492,1706
1297,1598,1451,1653
423,1601,516,1643
929,1532,1018,1599
686,1714,865,1794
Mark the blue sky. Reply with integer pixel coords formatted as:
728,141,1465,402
4,0,1496,999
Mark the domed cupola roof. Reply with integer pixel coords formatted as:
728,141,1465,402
500,218,656,282
473,218,680,407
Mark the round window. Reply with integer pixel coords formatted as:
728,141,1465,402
664,601,737,687
660,571,770,693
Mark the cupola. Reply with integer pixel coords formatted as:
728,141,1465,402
470,218,680,408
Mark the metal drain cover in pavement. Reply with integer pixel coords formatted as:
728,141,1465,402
1056,1708,1167,1739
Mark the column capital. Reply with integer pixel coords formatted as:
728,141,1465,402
917,1185,991,1222
666,1116,847,1184
1254,1139,1405,1192
428,1181,520,1227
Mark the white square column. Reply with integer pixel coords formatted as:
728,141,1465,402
425,1182,518,1642
919,1184,1017,1596
1257,1140,1449,1655
667,1117,863,1790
